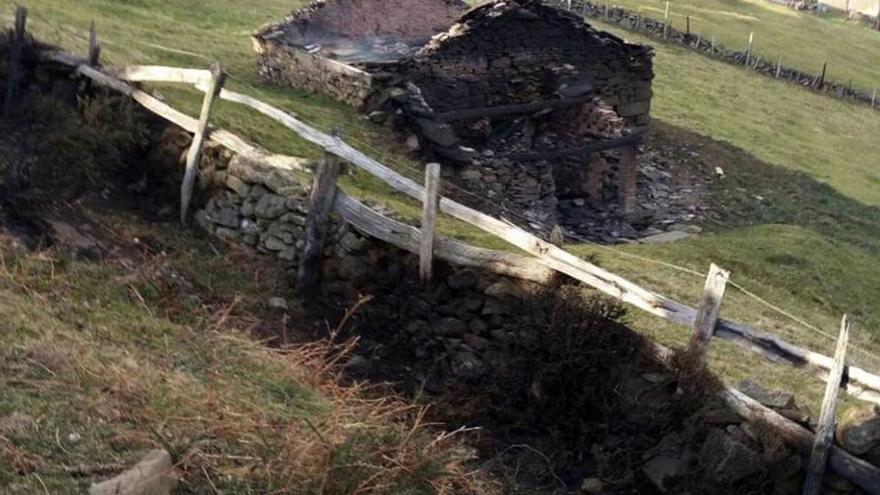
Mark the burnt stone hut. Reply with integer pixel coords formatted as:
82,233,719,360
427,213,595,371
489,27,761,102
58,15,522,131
254,0,654,229
252,0,468,107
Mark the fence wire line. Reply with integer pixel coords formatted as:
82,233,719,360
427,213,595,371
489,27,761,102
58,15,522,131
25,14,880,367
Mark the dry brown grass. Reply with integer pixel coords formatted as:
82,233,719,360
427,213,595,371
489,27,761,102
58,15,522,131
0,202,479,494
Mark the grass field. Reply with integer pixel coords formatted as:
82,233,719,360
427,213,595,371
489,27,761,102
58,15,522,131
608,0,880,91
5,0,880,408
0,204,472,493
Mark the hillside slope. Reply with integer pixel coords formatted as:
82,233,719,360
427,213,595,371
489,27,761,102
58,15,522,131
6,0,880,405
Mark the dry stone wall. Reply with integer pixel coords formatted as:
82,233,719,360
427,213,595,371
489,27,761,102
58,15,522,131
545,0,880,109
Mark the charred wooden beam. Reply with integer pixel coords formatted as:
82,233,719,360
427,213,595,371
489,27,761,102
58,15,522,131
429,94,596,123
496,133,643,161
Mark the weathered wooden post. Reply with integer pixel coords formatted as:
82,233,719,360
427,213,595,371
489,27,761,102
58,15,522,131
872,87,878,109
803,315,851,495
635,7,642,31
3,6,27,118
618,144,638,214
298,128,343,290
711,34,717,52
88,21,100,66
688,264,730,354
419,163,441,285
745,32,754,66
550,225,565,247
663,1,670,39
695,33,702,49
818,61,827,90
686,15,691,40
180,63,225,224
776,55,783,79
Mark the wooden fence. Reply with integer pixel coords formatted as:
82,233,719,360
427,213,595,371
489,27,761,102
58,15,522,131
8,11,880,490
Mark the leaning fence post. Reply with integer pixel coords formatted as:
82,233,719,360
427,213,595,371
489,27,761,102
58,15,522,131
818,61,827,90
3,6,27,119
88,21,100,66
180,63,225,224
298,128,343,290
803,315,851,495
419,163,441,285
688,264,730,354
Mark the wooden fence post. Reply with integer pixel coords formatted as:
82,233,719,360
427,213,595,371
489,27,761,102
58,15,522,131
711,34,716,52
686,15,691,39
635,8,642,31
745,32,754,66
88,21,100,66
3,6,27,119
298,129,343,290
803,315,851,495
871,87,877,108
419,163,441,285
180,63,225,224
663,1,670,39
776,55,783,79
688,264,730,354
818,61,827,90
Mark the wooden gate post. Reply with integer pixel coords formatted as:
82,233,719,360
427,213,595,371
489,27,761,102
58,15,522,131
688,264,730,354
3,6,27,118
180,63,225,224
803,315,851,495
419,163,441,284
298,129,342,290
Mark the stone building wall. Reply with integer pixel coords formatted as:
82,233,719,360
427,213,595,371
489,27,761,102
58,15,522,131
252,41,376,109
404,0,653,127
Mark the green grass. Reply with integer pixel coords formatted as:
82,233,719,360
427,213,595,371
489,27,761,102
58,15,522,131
608,0,880,91
0,209,466,493
6,0,880,411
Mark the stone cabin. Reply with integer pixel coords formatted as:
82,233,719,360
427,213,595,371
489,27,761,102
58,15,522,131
254,0,654,228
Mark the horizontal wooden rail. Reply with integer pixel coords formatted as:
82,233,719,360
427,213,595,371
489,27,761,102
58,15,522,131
187,72,880,406
45,56,880,405
334,191,554,284
104,65,213,85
